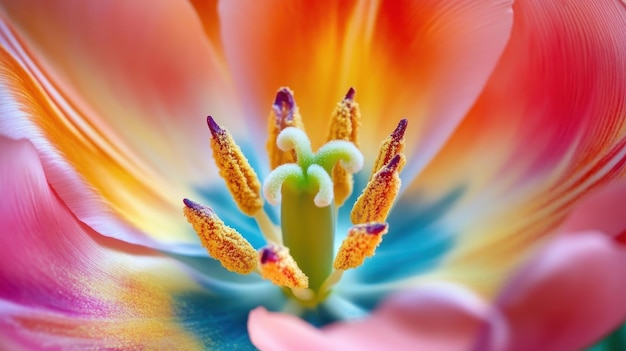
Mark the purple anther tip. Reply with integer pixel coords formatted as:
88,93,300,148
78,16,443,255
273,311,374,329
274,88,294,107
344,87,356,101
183,198,200,209
392,119,408,140
273,88,295,122
365,222,388,235
206,116,223,136
273,88,296,119
260,247,279,264
183,198,214,214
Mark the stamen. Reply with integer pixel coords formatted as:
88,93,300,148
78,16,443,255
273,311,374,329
351,154,402,224
253,210,283,244
318,269,344,296
259,245,309,289
334,222,388,270
267,88,305,169
183,198,257,274
207,116,264,216
326,88,362,207
370,119,408,179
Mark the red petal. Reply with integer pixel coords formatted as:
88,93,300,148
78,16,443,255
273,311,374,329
417,0,626,296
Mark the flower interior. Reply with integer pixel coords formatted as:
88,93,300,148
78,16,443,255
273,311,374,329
183,87,407,307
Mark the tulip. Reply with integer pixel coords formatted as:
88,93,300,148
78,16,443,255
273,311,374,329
1,1,625,350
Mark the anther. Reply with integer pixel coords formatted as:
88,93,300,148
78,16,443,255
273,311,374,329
183,198,257,274
207,116,264,216
326,87,362,207
267,88,305,169
350,154,402,224
370,119,407,180
326,87,360,147
259,245,309,289
334,222,389,270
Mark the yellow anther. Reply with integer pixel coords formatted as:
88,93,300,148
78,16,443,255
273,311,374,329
331,165,351,207
326,87,360,146
351,154,402,224
267,87,305,169
259,245,309,289
334,222,388,270
370,119,407,180
207,116,264,216
183,199,257,274
326,88,361,207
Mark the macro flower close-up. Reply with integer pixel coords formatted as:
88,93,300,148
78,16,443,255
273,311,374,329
2,1,626,350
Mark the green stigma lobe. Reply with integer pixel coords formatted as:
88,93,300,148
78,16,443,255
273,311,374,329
315,140,363,174
277,127,314,168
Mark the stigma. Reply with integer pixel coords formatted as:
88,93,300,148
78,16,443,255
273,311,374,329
183,87,407,305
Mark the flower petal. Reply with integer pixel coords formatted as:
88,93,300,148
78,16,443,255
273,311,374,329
0,2,245,247
0,137,208,349
411,0,626,296
219,0,513,167
477,231,626,351
249,283,503,351
0,137,278,350
558,181,626,240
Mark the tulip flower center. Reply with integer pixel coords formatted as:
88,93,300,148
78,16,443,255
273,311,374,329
183,87,407,307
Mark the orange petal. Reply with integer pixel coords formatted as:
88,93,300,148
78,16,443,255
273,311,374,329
0,2,241,245
219,0,513,160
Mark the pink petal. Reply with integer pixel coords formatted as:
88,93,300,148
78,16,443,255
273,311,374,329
558,181,626,240
0,137,201,349
219,0,513,168
478,232,626,351
249,283,502,351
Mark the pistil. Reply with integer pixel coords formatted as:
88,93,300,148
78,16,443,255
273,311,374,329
263,126,363,290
